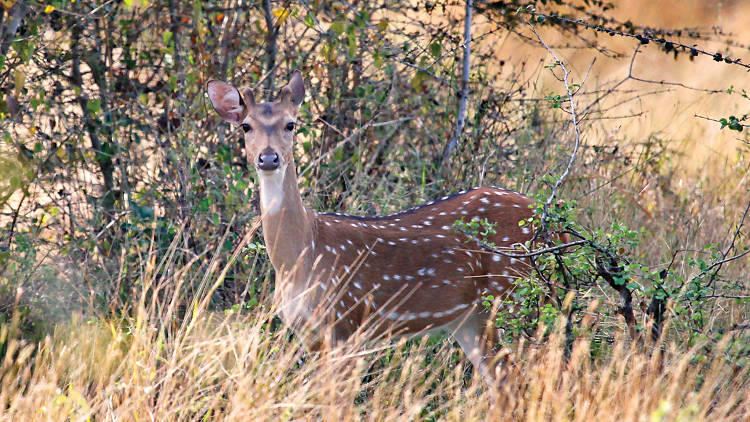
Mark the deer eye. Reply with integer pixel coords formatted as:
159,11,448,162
285,122,295,132
241,123,252,132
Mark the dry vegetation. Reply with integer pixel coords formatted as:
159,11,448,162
0,0,749,420
0,252,747,421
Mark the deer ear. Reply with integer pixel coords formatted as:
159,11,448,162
278,70,305,107
207,80,248,123
241,87,255,108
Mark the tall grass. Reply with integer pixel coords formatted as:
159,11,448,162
0,232,747,421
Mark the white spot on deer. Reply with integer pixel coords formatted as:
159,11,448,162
346,239,354,245
423,221,432,226
441,225,451,230
480,197,490,204
376,238,384,243
418,311,432,318
456,267,464,272
522,227,530,234
388,312,418,321
446,249,456,255
364,263,371,268
353,281,362,290
427,268,436,276
399,227,407,231
383,275,390,281
343,265,350,273
492,255,502,262
324,221,331,226
443,259,453,264
427,215,435,220
478,207,486,212
410,239,418,244
411,225,422,229
502,270,510,276
442,279,453,285
325,245,333,252
388,241,396,246
439,211,447,216
399,238,408,242
405,275,414,280
461,210,468,215
393,274,401,280
502,237,510,242
513,204,521,208
510,258,518,264
336,311,342,319
431,253,439,258
433,303,470,318
340,245,347,251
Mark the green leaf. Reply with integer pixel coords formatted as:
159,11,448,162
330,21,345,35
429,42,441,59
162,30,173,45
86,99,102,114
304,12,315,28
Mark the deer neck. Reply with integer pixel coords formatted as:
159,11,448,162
258,162,314,282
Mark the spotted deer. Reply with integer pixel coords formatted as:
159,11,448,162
207,71,535,382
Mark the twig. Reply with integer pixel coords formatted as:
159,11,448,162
299,116,414,179
518,9,750,70
440,0,473,165
527,23,582,237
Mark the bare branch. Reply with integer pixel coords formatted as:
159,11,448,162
527,23,582,236
441,0,473,164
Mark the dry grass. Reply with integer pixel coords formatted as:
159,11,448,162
0,237,747,421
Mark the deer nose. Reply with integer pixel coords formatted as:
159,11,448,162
257,147,280,171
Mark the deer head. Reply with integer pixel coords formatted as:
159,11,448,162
207,71,306,215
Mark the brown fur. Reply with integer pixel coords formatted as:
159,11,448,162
207,71,538,383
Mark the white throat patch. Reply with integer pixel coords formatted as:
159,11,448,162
258,164,287,215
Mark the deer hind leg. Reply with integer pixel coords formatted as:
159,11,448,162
451,308,501,385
